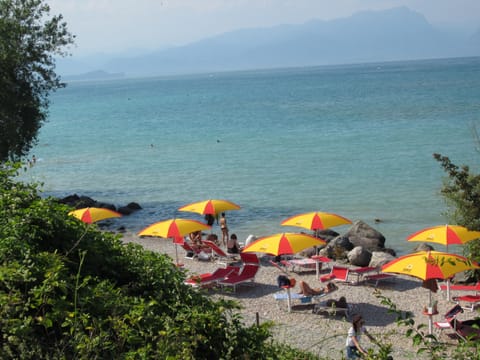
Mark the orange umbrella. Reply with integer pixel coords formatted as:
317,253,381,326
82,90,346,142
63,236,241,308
242,232,326,256
178,199,241,216
69,207,122,224
138,218,211,265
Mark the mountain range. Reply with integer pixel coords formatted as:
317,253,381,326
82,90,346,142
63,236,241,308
57,6,480,80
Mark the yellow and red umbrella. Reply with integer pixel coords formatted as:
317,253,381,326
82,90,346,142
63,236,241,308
69,207,122,224
281,211,352,234
242,232,326,256
178,199,241,216
407,225,480,249
382,251,480,334
407,225,480,300
381,251,479,281
138,218,211,265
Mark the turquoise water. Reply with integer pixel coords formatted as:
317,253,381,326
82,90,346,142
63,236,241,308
24,57,480,255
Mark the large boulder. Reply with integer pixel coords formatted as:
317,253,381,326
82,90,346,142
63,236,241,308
369,251,396,268
118,202,142,215
347,246,372,267
318,235,354,260
343,221,386,251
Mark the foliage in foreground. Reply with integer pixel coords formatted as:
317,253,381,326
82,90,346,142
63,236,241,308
378,292,480,360
0,0,74,162
434,153,480,278
0,164,317,359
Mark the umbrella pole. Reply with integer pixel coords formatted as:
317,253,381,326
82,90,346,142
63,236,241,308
428,290,433,335
175,244,179,266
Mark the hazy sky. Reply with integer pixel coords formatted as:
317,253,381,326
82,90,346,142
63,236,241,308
47,0,480,56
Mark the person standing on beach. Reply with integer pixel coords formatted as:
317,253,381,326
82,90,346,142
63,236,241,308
345,314,374,359
220,212,228,246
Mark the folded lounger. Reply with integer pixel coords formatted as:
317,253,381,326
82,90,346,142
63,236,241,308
433,304,464,335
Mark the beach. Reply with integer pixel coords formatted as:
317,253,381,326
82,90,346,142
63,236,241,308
121,231,467,360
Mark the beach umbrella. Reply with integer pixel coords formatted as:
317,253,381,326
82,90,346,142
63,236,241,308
281,211,352,236
178,199,241,216
69,207,122,224
138,218,211,265
242,232,326,256
407,225,480,249
381,250,480,334
407,224,480,299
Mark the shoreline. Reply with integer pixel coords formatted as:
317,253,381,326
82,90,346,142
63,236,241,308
121,231,466,359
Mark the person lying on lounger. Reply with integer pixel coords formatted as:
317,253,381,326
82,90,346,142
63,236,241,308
298,281,337,296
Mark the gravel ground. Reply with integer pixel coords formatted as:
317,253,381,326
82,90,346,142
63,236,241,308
121,232,467,360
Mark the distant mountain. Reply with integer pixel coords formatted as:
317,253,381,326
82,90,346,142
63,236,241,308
62,70,125,81
59,6,480,78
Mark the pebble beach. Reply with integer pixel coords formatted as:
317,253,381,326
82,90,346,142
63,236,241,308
120,232,469,360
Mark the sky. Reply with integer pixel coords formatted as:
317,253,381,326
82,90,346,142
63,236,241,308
47,0,480,56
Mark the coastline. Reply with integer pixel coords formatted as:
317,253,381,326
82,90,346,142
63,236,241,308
121,231,465,359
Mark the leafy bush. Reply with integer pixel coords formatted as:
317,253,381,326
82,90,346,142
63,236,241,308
0,164,318,359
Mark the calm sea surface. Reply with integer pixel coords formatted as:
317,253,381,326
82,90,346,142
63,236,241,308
24,57,480,255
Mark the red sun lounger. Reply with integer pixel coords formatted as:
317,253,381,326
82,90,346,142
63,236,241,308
218,264,259,292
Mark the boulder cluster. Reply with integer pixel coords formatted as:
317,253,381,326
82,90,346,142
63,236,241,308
59,194,142,216
301,220,397,267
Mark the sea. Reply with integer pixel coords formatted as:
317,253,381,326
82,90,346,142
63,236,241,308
22,56,480,255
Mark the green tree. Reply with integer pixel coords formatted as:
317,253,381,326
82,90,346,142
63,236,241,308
433,153,480,272
0,0,74,162
0,164,320,359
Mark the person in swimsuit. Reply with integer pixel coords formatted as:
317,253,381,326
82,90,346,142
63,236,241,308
227,233,240,254
220,212,228,246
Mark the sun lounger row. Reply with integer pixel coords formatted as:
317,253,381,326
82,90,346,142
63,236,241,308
181,239,239,264
184,253,260,291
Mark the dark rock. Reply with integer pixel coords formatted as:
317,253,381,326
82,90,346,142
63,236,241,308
118,202,142,215
413,243,435,252
59,194,80,205
126,202,142,210
343,220,386,251
316,229,340,243
95,202,117,211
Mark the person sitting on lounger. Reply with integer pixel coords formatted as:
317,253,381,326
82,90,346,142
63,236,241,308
298,281,337,296
227,233,240,254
